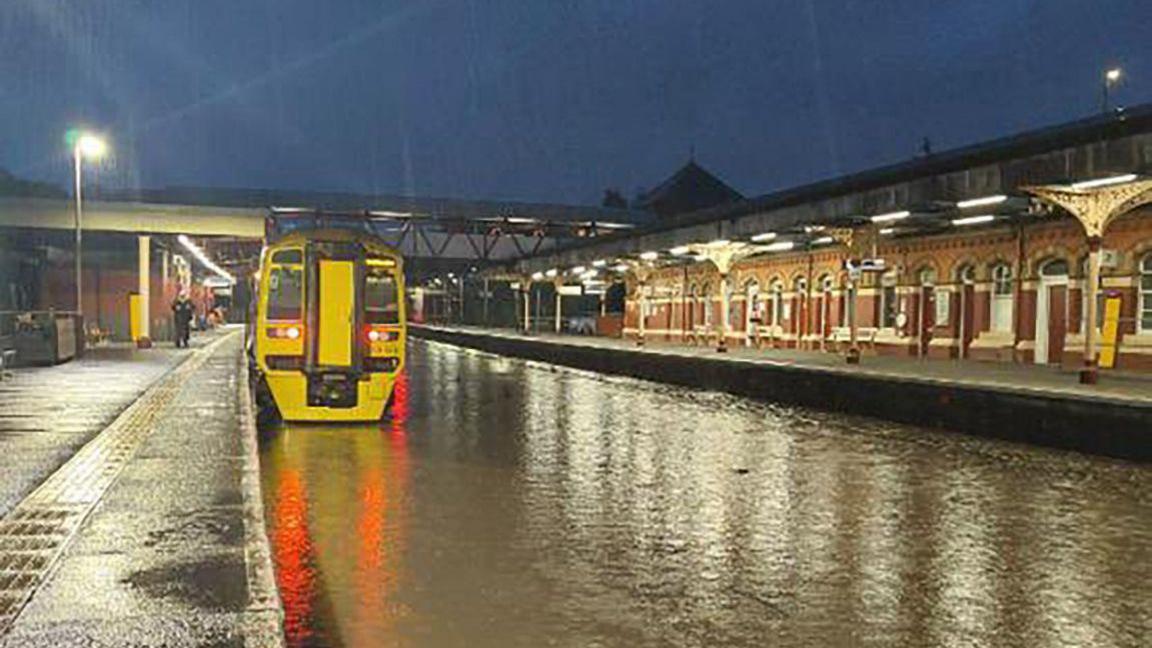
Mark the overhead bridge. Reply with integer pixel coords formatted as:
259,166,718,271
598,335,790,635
0,191,649,264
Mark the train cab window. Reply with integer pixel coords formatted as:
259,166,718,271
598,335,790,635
267,266,303,320
365,267,400,324
271,249,303,265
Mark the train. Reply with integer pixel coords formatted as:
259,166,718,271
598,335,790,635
249,214,406,422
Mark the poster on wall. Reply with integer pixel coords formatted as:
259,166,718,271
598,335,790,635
934,288,950,326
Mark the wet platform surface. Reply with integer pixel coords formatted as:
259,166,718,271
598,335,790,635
260,338,1152,647
0,330,280,647
0,341,196,519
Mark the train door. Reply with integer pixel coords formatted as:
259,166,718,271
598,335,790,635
317,259,356,367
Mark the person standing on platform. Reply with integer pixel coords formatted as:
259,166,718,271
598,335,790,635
172,291,194,348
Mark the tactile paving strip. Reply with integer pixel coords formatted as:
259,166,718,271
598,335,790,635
0,334,234,636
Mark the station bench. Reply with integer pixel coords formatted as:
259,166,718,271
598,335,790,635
830,326,877,351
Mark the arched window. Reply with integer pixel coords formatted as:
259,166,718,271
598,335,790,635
990,263,1014,332
700,282,713,327
1141,254,1152,333
771,281,784,326
879,272,898,328
745,280,762,325
919,267,937,286
1041,259,1069,277
957,264,976,285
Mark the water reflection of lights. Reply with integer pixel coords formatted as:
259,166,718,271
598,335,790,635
271,469,316,646
264,370,413,647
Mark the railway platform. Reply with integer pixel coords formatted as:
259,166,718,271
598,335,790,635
0,327,281,647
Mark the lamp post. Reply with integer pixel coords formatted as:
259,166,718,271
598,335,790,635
1102,67,1122,113
72,133,107,318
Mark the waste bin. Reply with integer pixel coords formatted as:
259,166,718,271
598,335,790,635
7,312,83,366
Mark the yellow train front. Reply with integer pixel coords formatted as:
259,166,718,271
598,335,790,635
251,229,406,422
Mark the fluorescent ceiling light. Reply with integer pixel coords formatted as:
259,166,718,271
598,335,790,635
956,195,1007,209
811,236,834,245
1071,174,1138,190
531,271,544,281
571,266,586,275
639,251,659,261
670,245,692,256
707,239,731,247
613,264,630,273
871,210,910,223
545,268,558,278
751,232,777,242
951,214,996,226
879,227,896,235
177,235,234,284
764,241,795,252
592,259,607,267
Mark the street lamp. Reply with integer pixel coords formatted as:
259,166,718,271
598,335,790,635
72,132,107,318
1102,67,1122,112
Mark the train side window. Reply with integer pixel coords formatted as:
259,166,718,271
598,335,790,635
271,249,303,265
267,266,303,320
365,268,399,324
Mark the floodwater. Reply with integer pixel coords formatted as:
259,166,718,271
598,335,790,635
259,339,1151,648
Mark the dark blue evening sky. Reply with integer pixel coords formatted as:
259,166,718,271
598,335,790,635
2,0,1151,204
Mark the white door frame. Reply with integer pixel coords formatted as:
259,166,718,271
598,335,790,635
1035,272,1068,365
744,282,759,345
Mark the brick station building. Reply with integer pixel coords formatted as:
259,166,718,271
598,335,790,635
619,109,1152,372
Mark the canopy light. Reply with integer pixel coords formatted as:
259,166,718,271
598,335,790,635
571,266,586,275
751,232,777,242
810,236,834,245
670,245,692,256
613,264,630,273
956,195,1007,209
177,235,234,284
951,214,996,226
531,271,544,281
763,241,795,252
1071,173,1138,190
870,210,910,223
879,227,896,235
545,268,558,278
639,251,659,261
592,259,607,267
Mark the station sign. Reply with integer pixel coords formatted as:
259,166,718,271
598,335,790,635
843,258,886,279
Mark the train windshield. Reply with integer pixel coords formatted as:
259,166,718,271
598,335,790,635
267,266,303,320
365,263,400,324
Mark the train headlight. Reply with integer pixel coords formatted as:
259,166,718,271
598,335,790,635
286,326,301,340
367,329,381,342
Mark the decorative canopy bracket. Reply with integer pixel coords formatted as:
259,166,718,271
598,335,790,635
1024,179,1152,240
